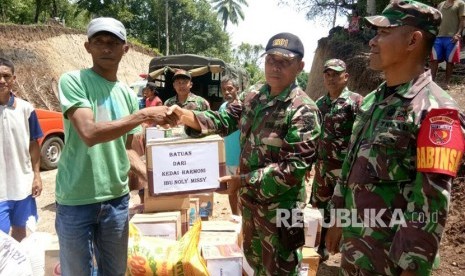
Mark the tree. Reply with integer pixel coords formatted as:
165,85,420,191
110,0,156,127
1,0,232,61
279,0,357,27
232,42,265,85
210,0,248,31
34,0,71,23
0,0,78,25
279,0,441,27
125,0,231,60
74,0,134,20
1,0,36,24
296,71,308,91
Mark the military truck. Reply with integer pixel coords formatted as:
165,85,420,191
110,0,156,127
146,54,249,110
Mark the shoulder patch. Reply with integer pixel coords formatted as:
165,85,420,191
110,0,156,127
417,108,464,177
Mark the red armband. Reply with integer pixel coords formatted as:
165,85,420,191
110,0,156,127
417,108,464,177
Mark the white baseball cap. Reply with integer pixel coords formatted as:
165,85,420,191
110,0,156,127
87,17,126,41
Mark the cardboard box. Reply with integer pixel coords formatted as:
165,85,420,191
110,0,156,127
146,135,226,196
44,235,98,275
189,198,200,226
146,126,187,141
130,211,182,240
201,219,242,233
129,203,144,216
201,218,242,247
44,235,60,276
146,126,173,140
303,207,323,248
143,192,190,213
170,127,187,137
199,231,239,246
202,244,243,276
299,247,320,276
191,193,214,220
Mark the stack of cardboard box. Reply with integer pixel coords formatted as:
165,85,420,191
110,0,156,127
136,133,225,238
129,211,182,240
141,130,248,275
299,205,324,276
199,217,244,275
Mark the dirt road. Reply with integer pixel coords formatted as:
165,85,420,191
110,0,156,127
36,170,58,234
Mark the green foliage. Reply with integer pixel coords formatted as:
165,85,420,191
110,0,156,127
244,62,265,85
279,0,354,27
297,71,308,90
124,0,231,60
1,0,232,62
278,0,440,29
0,0,88,27
0,0,35,23
359,0,439,16
231,42,265,85
167,0,230,59
127,38,162,57
328,27,369,56
210,0,248,30
232,43,263,67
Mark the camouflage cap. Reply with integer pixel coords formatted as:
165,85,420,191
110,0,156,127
364,0,442,36
172,69,191,81
324,59,346,72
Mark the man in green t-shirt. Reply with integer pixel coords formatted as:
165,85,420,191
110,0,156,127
56,17,175,276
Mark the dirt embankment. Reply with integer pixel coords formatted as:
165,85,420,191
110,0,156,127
0,24,156,111
306,34,384,100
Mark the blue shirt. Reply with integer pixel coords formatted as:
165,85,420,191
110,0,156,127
219,101,240,166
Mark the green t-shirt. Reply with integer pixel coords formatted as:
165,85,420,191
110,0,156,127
438,0,465,37
56,69,141,205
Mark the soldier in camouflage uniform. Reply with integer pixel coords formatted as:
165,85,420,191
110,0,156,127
325,1,465,275
164,69,210,111
311,58,363,261
169,33,321,275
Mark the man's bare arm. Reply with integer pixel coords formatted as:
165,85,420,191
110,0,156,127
67,106,176,147
29,140,42,197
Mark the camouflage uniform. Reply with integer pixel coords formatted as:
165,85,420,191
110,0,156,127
164,92,210,111
311,87,363,212
187,83,321,275
331,70,465,275
328,2,465,275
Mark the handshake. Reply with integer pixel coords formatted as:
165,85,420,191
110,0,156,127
142,104,243,195
141,105,198,130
